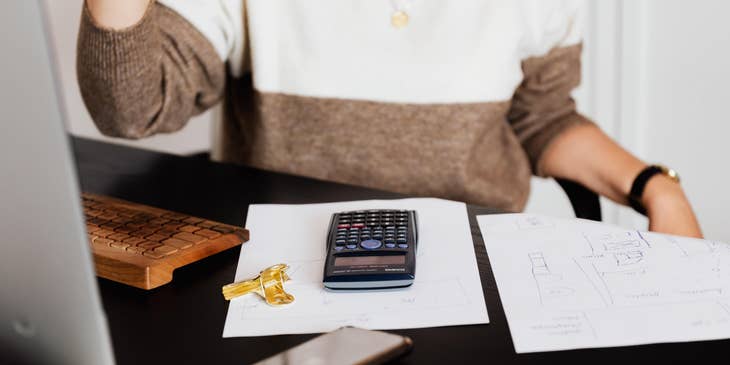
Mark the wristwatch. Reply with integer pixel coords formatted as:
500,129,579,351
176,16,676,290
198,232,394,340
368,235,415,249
628,164,680,215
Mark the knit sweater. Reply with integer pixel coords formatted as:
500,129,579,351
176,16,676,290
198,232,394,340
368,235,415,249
77,0,593,212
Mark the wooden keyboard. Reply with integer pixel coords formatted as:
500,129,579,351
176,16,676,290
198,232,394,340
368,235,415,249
82,193,248,290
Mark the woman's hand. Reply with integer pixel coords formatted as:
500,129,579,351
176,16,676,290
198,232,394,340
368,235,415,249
643,175,703,238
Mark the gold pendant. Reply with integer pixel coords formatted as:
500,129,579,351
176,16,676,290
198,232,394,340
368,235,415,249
391,10,409,28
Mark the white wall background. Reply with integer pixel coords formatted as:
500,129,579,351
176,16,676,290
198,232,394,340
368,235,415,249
48,1,730,241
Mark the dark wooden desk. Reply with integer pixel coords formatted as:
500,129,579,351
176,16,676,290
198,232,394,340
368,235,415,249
73,137,726,364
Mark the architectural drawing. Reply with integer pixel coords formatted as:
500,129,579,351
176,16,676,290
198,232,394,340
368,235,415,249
478,214,730,353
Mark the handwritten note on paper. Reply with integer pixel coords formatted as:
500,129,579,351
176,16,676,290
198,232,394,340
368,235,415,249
222,198,488,337
477,214,730,353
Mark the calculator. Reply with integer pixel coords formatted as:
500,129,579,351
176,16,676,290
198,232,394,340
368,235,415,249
323,209,418,290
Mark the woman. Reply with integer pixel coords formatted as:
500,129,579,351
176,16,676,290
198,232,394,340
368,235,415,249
77,0,702,237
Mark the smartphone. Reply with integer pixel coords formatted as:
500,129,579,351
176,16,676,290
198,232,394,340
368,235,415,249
253,327,413,365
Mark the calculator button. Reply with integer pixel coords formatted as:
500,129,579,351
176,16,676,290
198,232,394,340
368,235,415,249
334,246,344,251
335,239,346,245
360,240,382,250
348,239,359,245
398,244,409,249
346,244,357,249
351,223,365,228
397,238,407,243
337,224,350,229
385,243,396,248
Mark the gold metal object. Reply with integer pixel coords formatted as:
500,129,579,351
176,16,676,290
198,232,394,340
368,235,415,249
222,264,294,306
391,10,409,28
655,164,680,183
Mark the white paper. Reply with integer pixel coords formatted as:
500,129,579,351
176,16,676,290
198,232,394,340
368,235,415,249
477,213,730,353
222,198,488,337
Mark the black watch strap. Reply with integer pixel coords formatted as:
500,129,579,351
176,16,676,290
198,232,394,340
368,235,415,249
628,165,664,216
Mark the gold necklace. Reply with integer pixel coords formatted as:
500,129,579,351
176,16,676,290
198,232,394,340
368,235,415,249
390,0,414,29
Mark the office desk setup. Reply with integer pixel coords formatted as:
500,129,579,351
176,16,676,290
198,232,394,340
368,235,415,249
72,137,728,364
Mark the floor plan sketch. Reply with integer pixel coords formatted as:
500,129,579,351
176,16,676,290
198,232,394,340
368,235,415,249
478,214,730,353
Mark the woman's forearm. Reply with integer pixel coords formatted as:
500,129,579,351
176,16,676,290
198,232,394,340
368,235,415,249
539,123,702,238
540,124,644,205
86,0,150,29
77,1,225,139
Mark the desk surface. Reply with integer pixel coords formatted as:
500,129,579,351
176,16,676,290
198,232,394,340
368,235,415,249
73,137,727,364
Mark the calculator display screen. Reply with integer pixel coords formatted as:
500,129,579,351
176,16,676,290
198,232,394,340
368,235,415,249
334,256,405,266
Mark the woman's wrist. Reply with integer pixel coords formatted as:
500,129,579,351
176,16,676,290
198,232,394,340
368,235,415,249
641,174,686,213
86,0,151,30
641,174,703,238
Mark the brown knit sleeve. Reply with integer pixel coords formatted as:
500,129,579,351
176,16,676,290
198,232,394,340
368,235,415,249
76,2,225,139
507,43,595,177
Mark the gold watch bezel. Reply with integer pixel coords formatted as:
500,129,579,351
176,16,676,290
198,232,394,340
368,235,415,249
655,164,680,183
